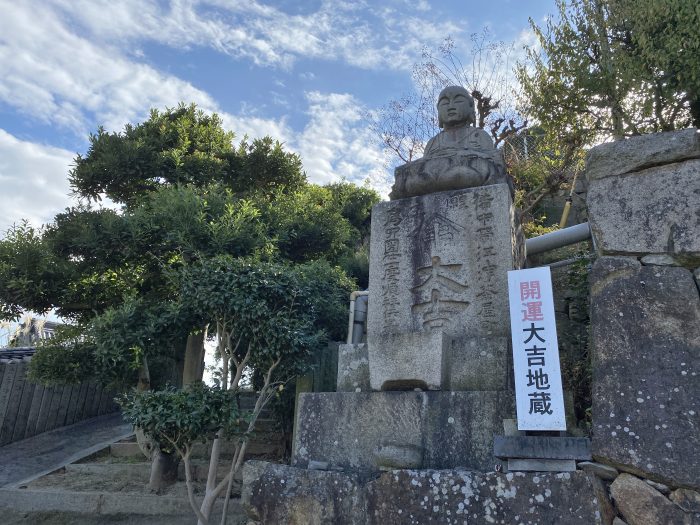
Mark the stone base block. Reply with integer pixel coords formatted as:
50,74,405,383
493,436,592,461
367,333,512,392
292,391,515,473
337,343,370,392
368,331,445,390
242,461,605,525
585,128,700,182
368,184,521,341
507,459,577,472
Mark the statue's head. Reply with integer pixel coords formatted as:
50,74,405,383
437,85,476,129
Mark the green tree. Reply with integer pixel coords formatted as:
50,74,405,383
118,256,352,524
609,0,700,128
1,105,376,390
517,0,696,147
69,104,306,206
2,104,373,500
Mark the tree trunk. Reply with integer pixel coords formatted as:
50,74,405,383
183,330,207,386
590,0,625,139
149,447,179,493
137,354,151,392
135,355,156,459
689,93,700,129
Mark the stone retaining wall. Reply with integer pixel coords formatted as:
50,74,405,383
584,129,700,524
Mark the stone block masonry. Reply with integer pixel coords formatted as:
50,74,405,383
243,461,605,525
585,128,700,266
589,257,700,490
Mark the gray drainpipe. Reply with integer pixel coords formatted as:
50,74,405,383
346,291,369,344
525,222,592,257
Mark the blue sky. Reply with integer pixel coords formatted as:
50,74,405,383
0,0,554,232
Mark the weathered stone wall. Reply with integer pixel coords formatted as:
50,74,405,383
584,129,700,525
0,354,118,446
586,128,700,266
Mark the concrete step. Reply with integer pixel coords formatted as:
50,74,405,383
110,435,284,460
0,488,244,523
64,461,245,484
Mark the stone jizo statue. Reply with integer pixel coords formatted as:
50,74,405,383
390,85,509,200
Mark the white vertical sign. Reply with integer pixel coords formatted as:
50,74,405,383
507,266,566,431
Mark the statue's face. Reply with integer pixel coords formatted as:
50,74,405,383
437,86,474,128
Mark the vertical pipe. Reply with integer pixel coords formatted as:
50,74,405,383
346,291,369,344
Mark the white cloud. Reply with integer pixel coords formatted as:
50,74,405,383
0,130,75,232
0,0,223,135
0,0,398,217
296,91,391,193
48,0,461,72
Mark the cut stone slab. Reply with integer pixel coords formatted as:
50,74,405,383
645,479,671,495
587,159,700,265
585,128,700,182
578,461,619,481
337,343,370,392
610,473,699,525
640,254,679,266
590,257,700,489
242,460,606,524
368,184,520,341
292,391,515,473
369,331,446,390
369,332,513,391
494,436,592,460
242,461,365,525
507,458,576,472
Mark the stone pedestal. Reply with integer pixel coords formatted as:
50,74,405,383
292,391,515,474
367,184,522,390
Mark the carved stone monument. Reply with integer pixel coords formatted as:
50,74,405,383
239,88,640,525
290,86,523,474
368,86,522,392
